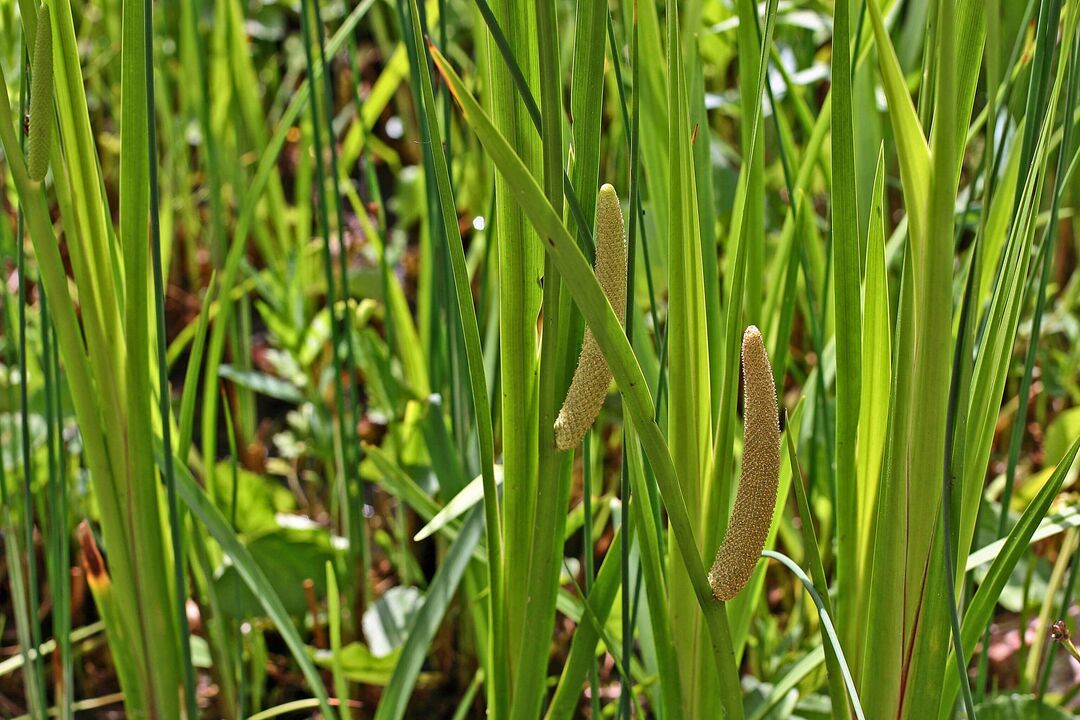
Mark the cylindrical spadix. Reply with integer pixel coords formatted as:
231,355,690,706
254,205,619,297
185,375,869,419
554,184,627,451
709,325,781,601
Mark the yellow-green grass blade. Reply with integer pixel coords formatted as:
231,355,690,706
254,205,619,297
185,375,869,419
853,146,890,676
480,0,544,693
865,0,930,241
0,54,154,716
687,39,723,425
29,0,123,354
631,0,670,247
511,0,577,715
893,0,962,712
663,0,716,714
325,562,349,720
120,0,185,711
196,0,382,496
568,0,606,240
829,0,862,648
736,0,766,332
627,421,685,719
859,247,916,713
957,7,1080,592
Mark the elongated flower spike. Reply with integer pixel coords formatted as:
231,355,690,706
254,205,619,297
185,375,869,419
27,3,53,182
709,325,781,601
554,184,627,451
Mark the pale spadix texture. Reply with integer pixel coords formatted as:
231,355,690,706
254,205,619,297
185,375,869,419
709,325,780,601
27,4,53,183
554,184,627,451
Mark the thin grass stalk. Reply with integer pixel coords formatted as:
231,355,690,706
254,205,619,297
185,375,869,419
221,399,246,716
120,0,189,705
196,0,377,520
470,0,593,251
941,256,978,718
143,0,198,709
325,563,350,720
736,0,765,331
309,0,371,624
1025,529,1079,689
15,66,48,715
2,503,44,719
621,187,635,719
544,530,625,719
40,292,73,720
1007,12,1080,701
623,1,670,568
988,0,1064,535
956,0,1080,611
481,0,544,700
0,56,148,712
50,275,72,720
297,0,364,633
397,0,442,398
178,0,225,266
663,0,716,712
604,4,668,401
581,431,602,718
1000,0,1080,607
0,224,33,716
937,436,1080,716
782,409,854,719
829,0,862,646
405,3,507,712
556,553,645,719
510,0,579,712
625,427,685,719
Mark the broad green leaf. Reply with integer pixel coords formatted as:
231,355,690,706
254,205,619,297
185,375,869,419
310,643,403,687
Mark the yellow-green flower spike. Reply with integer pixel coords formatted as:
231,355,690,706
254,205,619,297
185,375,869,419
709,325,780,601
27,4,53,183
554,184,627,451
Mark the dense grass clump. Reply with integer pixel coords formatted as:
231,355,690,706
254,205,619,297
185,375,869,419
2,0,1080,718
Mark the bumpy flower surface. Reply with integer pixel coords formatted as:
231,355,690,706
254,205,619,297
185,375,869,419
554,184,627,451
709,325,780,601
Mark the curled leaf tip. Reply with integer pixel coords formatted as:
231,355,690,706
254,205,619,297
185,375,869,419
554,185,627,451
709,325,780,601
77,520,109,589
